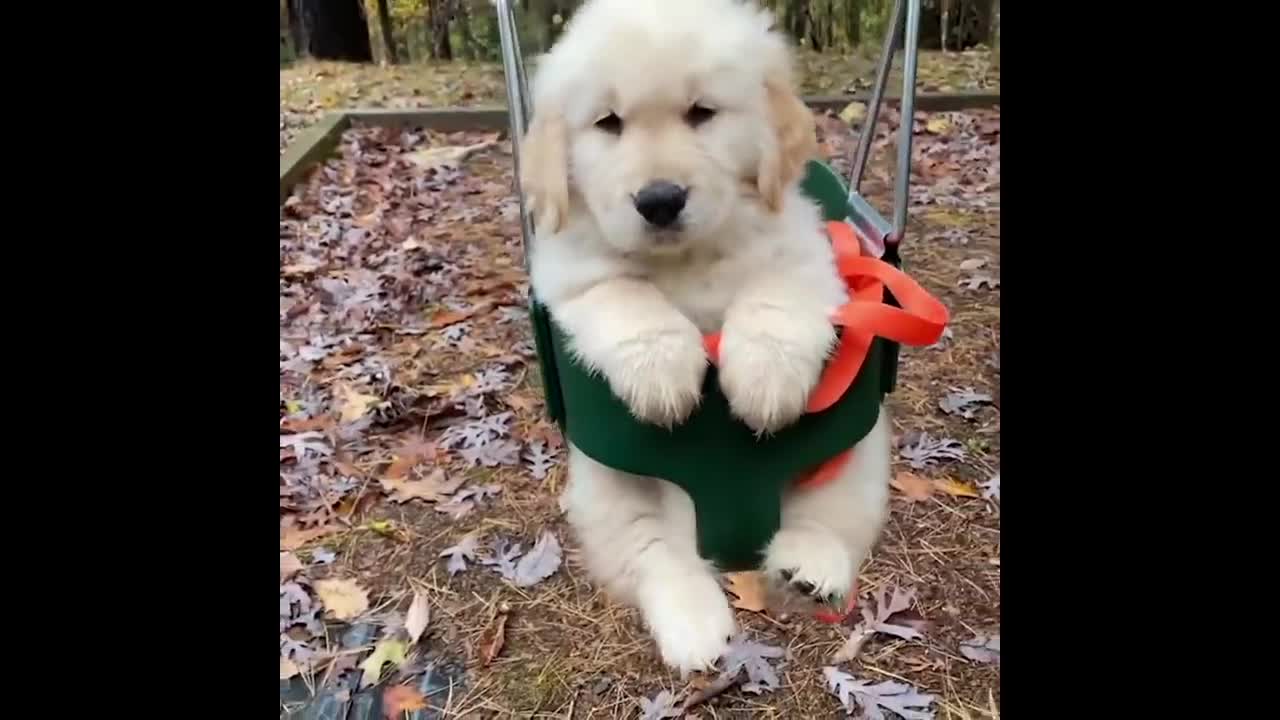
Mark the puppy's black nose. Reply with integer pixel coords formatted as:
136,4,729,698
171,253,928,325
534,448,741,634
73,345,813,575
633,181,688,228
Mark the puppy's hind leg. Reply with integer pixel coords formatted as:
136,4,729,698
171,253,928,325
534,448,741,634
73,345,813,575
564,444,736,676
763,407,893,610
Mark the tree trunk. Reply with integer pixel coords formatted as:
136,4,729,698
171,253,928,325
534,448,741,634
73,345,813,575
829,0,839,49
528,0,567,53
376,0,397,64
286,0,306,57
428,0,453,60
804,4,822,51
784,0,804,46
846,0,861,47
454,0,482,60
990,0,1000,47
296,0,372,62
941,0,950,51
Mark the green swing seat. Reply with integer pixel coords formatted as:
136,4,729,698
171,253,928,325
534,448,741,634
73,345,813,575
528,160,901,571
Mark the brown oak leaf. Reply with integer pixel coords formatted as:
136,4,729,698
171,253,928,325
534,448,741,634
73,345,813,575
891,471,934,501
380,469,464,504
382,685,427,718
725,571,768,612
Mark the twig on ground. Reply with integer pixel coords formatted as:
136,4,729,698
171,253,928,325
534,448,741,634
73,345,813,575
680,669,744,712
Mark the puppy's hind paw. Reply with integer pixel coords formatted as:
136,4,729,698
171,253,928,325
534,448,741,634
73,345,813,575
762,527,856,610
640,572,736,676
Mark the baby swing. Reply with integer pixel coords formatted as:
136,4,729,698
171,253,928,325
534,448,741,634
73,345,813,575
495,0,947,581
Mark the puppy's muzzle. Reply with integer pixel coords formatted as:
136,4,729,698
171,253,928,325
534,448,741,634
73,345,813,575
633,181,688,229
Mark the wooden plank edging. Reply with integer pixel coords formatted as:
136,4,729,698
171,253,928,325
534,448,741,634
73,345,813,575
340,91,1000,133
280,113,351,203
344,107,509,133
805,90,999,112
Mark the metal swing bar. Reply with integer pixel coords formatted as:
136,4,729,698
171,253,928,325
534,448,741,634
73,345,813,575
494,0,922,263
848,0,922,260
495,0,535,271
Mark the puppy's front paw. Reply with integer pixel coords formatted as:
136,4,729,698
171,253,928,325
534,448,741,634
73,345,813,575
718,316,833,435
604,324,707,427
639,572,736,676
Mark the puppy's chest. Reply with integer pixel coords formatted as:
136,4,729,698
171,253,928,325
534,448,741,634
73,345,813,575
646,259,746,334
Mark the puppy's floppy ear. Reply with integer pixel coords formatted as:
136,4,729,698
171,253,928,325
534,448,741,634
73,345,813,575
757,77,819,212
519,112,570,233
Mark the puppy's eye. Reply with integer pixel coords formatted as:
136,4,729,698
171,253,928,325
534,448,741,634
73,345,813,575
685,104,717,127
595,112,623,134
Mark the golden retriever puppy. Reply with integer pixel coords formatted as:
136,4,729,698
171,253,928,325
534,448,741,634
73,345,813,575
522,0,892,675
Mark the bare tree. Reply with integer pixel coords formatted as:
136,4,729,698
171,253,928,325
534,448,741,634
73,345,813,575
376,0,398,64
285,0,306,57
429,0,454,60
296,0,372,62
941,0,950,51
845,0,862,47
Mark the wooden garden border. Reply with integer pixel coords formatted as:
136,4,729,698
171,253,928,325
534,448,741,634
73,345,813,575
280,90,999,203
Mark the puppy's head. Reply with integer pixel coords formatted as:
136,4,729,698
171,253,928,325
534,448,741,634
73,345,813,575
521,0,817,254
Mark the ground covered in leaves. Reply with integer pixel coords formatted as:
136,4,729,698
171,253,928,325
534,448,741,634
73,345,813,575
280,49,999,153
280,106,999,718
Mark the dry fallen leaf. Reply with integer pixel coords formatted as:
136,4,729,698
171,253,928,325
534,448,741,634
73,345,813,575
279,416,332,433
726,571,768,612
405,592,430,645
315,578,370,621
482,603,511,666
823,666,936,719
832,625,874,664
839,101,867,124
359,636,408,688
832,585,928,663
464,273,522,296
933,477,981,498
424,374,476,398
365,519,403,540
891,471,934,501
380,469,465,504
334,489,378,521
504,392,540,413
281,656,301,680
382,685,428,718
427,301,492,329
639,689,683,720
512,531,563,587
383,436,438,481
925,116,952,134
960,634,1001,664
527,420,564,449
427,309,471,328
337,383,381,424
281,523,342,551
280,552,304,582
405,140,496,171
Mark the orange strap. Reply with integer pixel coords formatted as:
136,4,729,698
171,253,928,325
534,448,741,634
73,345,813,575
807,221,949,411
703,221,949,414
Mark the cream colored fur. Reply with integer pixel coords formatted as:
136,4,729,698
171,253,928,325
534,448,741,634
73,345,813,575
523,0,892,675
